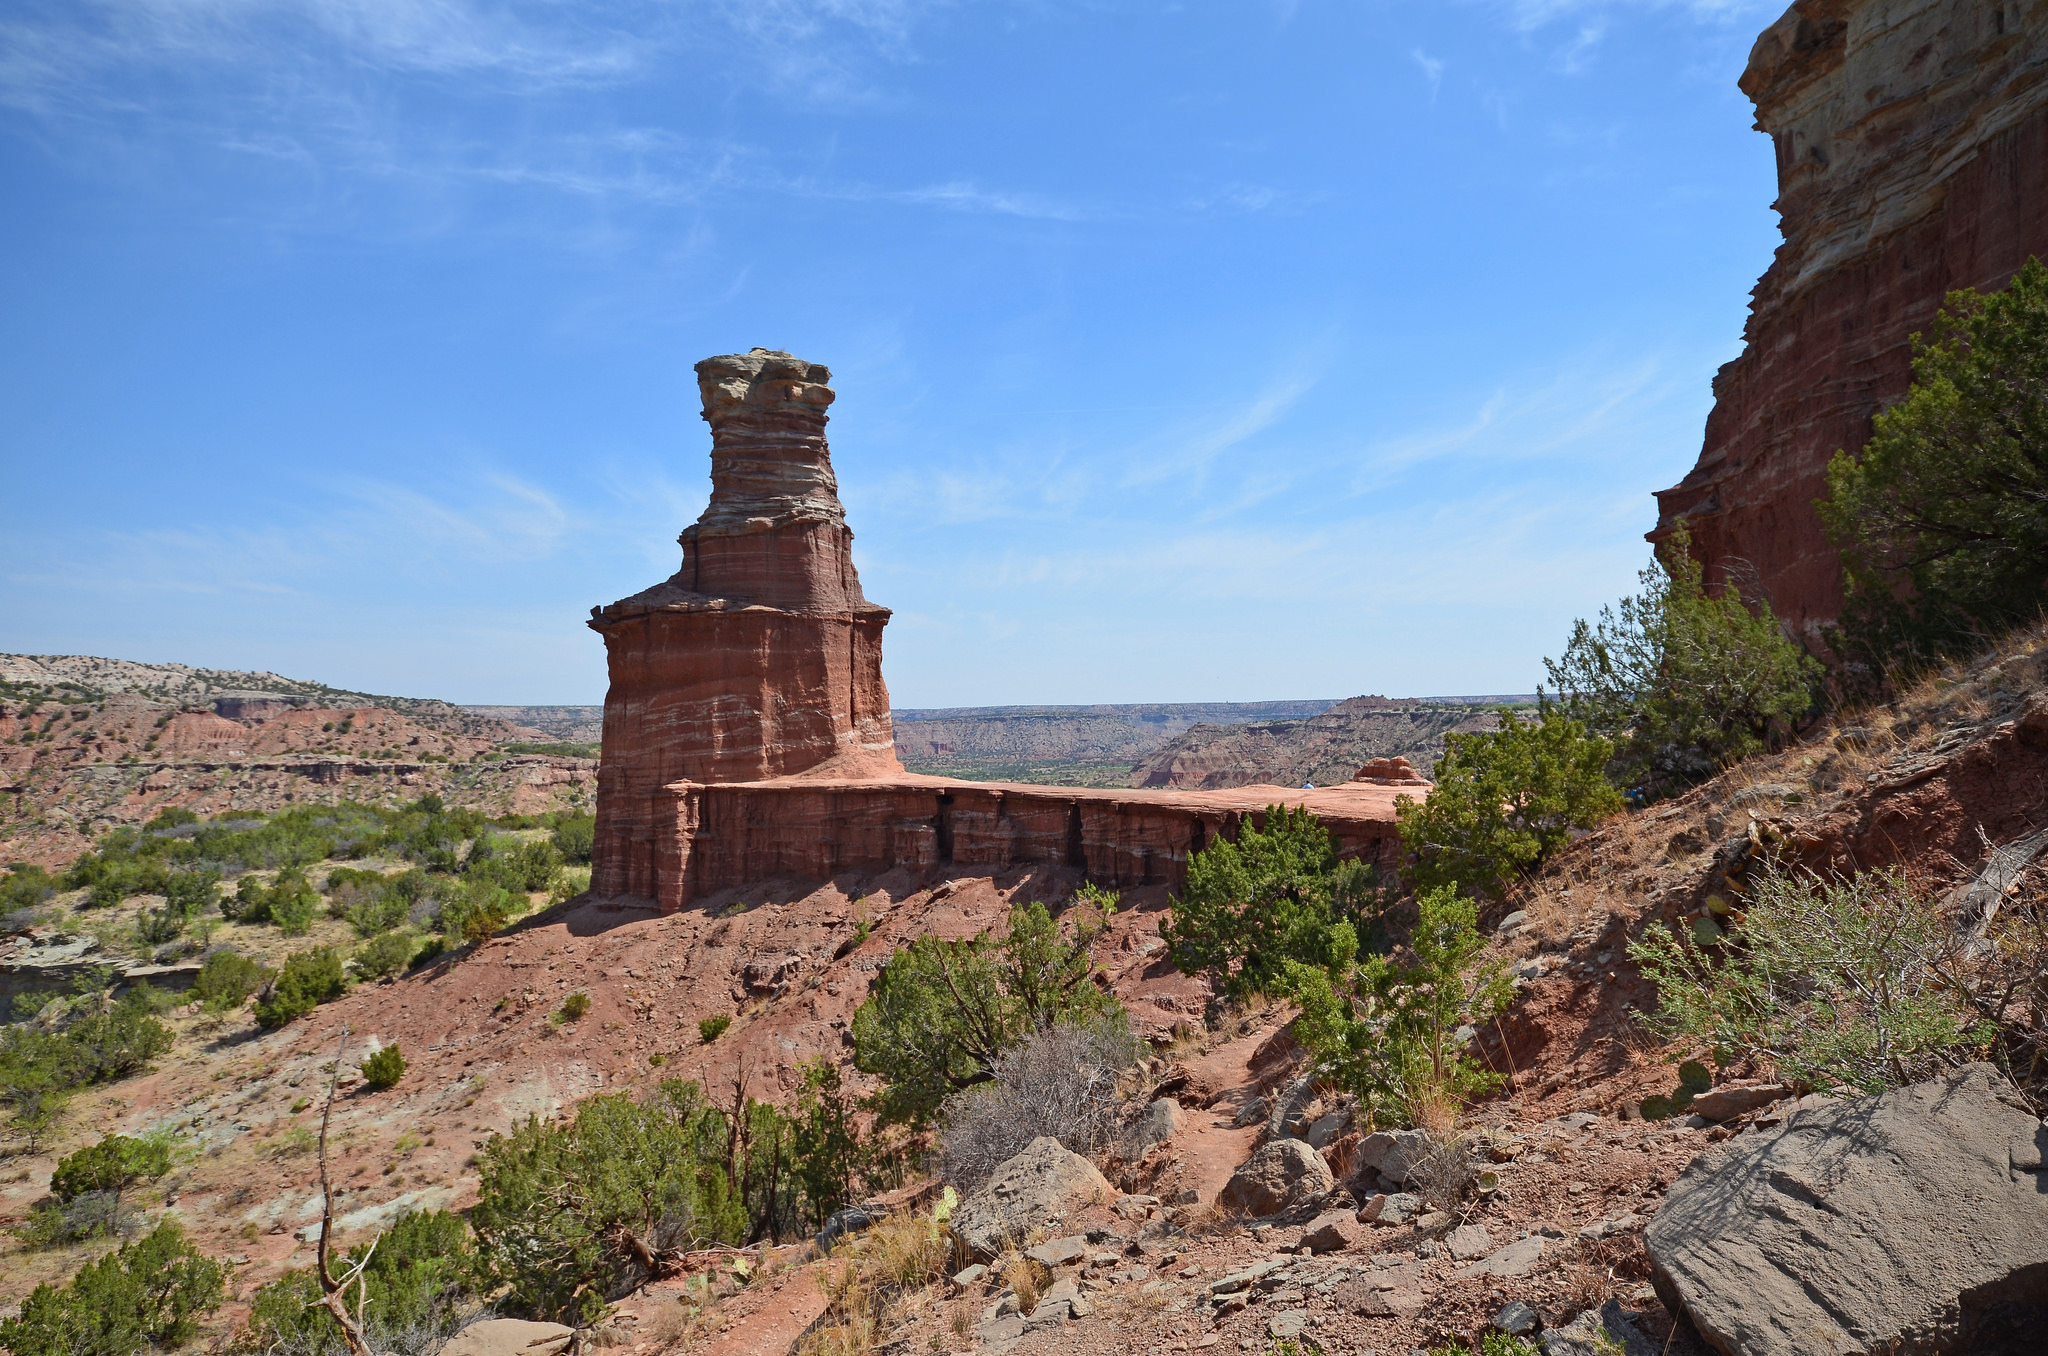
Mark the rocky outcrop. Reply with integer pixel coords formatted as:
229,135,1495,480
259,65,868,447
1130,697,1502,791
1645,1063,2048,1355
1652,0,2048,636
1351,756,1428,786
647,775,1411,913
588,350,902,900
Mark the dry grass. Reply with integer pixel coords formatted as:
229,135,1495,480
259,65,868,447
795,1208,956,1356
638,1297,705,1351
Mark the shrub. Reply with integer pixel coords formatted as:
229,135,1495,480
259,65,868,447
246,1210,475,1356
1630,867,1995,1095
12,1192,131,1250
192,948,269,1013
0,1221,227,1356
1288,884,1517,1127
435,879,519,944
470,1081,747,1323
551,813,595,865
361,1044,406,1090
51,1133,172,1206
1162,804,1380,1000
267,869,320,936
851,901,1121,1129
161,868,220,918
698,1014,732,1044
463,835,562,894
554,992,590,1024
937,1015,1142,1191
1396,710,1624,900
254,947,347,1028
0,992,175,1148
1544,523,1822,796
354,929,417,981
1,864,57,913
1821,257,2048,667
222,874,269,923
134,905,183,947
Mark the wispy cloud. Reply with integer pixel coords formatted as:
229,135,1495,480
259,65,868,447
1411,48,1445,101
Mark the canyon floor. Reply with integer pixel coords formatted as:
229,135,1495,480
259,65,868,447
5,635,2046,1354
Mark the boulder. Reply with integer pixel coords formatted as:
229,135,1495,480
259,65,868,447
1124,1098,1183,1157
440,1320,572,1356
1299,1209,1369,1254
1219,1138,1334,1217
953,1136,1112,1260
1353,1128,1429,1185
1646,1063,2048,1356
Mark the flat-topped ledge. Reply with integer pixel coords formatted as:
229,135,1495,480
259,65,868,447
635,774,1417,912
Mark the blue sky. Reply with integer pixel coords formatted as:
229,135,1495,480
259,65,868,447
0,0,1787,707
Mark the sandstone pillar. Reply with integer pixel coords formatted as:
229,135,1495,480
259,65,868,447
587,349,902,902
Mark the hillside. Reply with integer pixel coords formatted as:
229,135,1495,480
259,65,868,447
890,699,1338,785
0,655,594,869
1130,694,1531,789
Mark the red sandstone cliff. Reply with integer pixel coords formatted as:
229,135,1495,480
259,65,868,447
1653,0,2048,637
588,349,902,900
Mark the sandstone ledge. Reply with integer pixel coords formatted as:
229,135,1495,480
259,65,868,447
627,774,1412,912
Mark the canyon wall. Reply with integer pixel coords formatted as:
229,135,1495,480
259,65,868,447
1130,696,1506,791
1652,0,2048,636
588,350,902,900
648,776,1412,913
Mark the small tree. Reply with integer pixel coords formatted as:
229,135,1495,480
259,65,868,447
470,1081,746,1324
1543,522,1821,795
1822,257,2048,666
1287,885,1516,1127
851,901,1119,1129
0,1221,227,1356
193,948,270,1013
361,1045,405,1090
255,948,347,1028
1397,711,1622,899
1162,804,1379,1000
50,1134,173,1217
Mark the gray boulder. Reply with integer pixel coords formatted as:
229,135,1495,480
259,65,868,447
1218,1137,1333,1217
952,1136,1112,1260
1646,1063,2048,1356
1124,1097,1183,1157
1353,1127,1430,1184
1540,1300,1656,1356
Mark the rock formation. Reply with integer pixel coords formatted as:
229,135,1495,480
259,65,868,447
588,350,901,900
1130,697,1499,791
1652,0,2048,637
1350,756,1429,786
1646,1063,2048,1355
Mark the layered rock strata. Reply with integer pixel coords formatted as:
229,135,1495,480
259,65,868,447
589,350,901,900
644,776,1409,913
1652,0,2048,636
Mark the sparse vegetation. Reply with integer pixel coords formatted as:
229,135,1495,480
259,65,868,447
353,929,418,980
698,1014,732,1043
0,991,176,1147
553,992,590,1025
851,900,1123,1129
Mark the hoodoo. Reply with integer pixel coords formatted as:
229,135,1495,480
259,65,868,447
1652,0,2048,637
587,349,902,900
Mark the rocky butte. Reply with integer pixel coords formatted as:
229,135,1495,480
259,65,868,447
1652,0,2048,638
587,349,1417,911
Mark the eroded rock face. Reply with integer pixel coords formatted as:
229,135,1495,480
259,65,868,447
1652,0,2048,637
1646,1063,2048,1356
589,349,902,900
